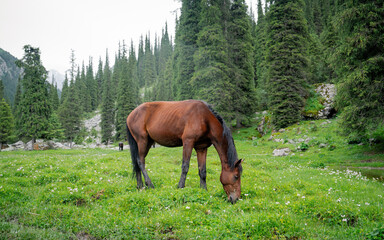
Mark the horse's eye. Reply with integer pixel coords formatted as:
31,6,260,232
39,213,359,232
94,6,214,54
234,175,239,180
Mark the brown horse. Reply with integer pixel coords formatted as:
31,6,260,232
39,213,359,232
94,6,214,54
126,100,243,203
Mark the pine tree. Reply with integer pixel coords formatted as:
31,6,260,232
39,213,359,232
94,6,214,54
60,74,69,104
137,36,145,88
76,64,87,113
95,58,103,107
0,98,14,149
266,0,309,129
86,58,97,111
254,0,269,110
192,0,234,120
49,76,60,111
15,45,52,143
142,34,157,101
58,80,82,146
115,42,139,140
154,23,174,101
333,0,384,141
228,0,257,126
101,50,115,144
46,112,64,140
174,0,201,100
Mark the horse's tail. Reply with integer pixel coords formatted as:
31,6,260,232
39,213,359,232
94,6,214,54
127,123,140,178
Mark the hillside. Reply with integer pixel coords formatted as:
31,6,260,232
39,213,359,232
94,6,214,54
0,48,22,103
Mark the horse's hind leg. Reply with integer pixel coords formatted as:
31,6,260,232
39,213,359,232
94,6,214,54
137,138,155,188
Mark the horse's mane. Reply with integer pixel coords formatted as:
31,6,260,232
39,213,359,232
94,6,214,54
204,102,241,172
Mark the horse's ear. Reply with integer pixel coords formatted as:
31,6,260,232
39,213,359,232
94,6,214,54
235,159,243,167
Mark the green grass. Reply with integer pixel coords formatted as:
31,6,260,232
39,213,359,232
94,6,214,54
1,119,384,239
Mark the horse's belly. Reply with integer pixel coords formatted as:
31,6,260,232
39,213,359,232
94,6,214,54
155,138,183,147
148,130,183,147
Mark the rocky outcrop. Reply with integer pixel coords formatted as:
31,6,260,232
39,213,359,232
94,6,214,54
315,83,336,119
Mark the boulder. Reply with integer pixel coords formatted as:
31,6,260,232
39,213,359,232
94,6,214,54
273,148,291,157
11,141,25,149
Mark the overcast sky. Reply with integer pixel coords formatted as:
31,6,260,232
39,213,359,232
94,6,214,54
1,0,255,76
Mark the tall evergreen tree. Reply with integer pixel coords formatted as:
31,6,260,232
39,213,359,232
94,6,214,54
154,23,175,101
333,0,384,141
254,0,269,109
101,50,115,144
60,74,69,104
137,36,146,88
266,0,309,129
95,58,103,107
0,98,14,149
75,64,87,113
15,45,51,143
86,58,97,111
49,78,60,111
228,0,257,126
58,79,82,146
174,0,201,100
192,0,233,120
115,42,139,140
142,34,157,101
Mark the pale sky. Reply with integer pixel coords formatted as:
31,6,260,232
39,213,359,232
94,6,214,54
0,0,181,74
1,0,255,76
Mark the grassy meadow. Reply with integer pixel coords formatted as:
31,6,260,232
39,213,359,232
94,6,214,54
1,119,384,239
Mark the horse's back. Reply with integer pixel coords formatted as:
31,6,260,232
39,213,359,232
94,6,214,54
127,100,220,147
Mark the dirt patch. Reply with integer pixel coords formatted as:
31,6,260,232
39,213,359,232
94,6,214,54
76,231,97,240
75,198,86,207
91,189,105,200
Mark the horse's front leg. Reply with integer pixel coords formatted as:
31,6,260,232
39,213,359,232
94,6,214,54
196,148,207,190
178,140,194,188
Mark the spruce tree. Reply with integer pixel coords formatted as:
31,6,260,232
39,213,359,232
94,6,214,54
137,36,145,88
58,80,82,146
254,0,269,110
228,0,257,126
333,0,384,141
192,0,234,120
142,34,157,101
0,98,14,149
60,74,69,104
115,42,138,140
86,58,97,111
15,45,52,143
266,0,309,129
174,0,201,100
95,58,103,107
154,23,174,101
49,77,60,111
101,50,115,144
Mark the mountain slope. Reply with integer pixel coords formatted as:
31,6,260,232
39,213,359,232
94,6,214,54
0,48,22,103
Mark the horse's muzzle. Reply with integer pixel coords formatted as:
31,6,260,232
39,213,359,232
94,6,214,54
229,193,239,204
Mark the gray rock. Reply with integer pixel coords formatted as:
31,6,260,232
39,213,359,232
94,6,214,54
273,148,291,157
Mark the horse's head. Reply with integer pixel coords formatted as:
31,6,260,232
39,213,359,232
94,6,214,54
220,159,243,204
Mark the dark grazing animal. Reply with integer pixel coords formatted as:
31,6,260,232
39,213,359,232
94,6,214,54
126,100,243,203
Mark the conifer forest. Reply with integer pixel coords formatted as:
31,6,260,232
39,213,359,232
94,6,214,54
1,0,383,146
